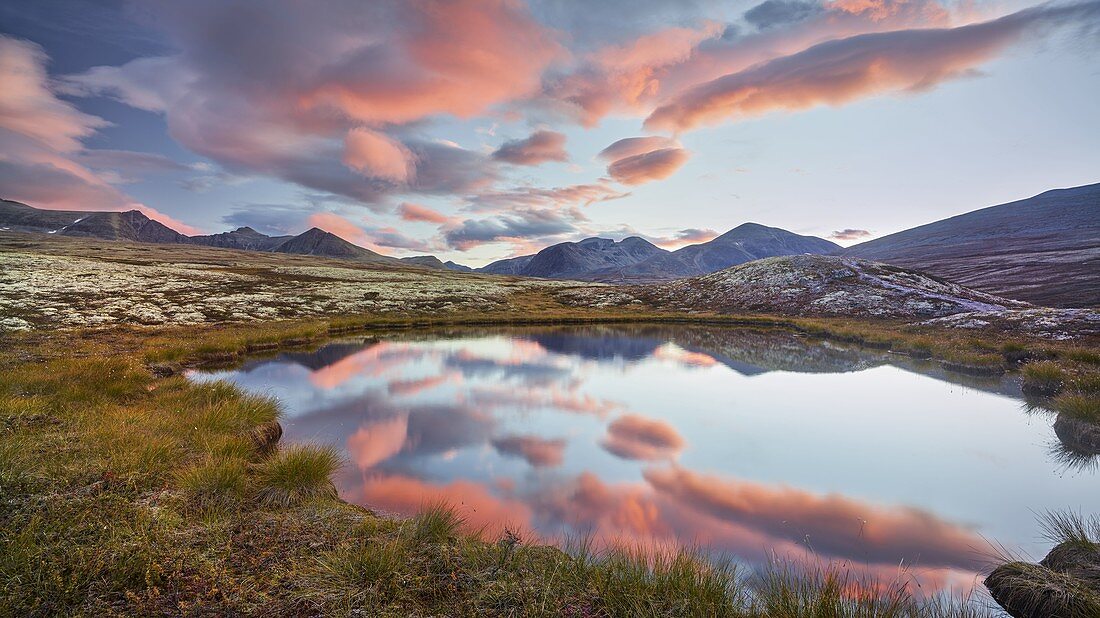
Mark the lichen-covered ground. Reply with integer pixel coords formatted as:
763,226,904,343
2,235,1097,339
0,235,606,331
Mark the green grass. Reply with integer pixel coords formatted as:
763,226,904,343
177,455,248,511
1021,360,1066,395
1052,393,1100,423
411,501,465,544
254,443,342,507
1039,510,1100,548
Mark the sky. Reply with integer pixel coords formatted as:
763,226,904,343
1,0,1098,267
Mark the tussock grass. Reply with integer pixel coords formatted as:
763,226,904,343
752,563,963,618
587,546,743,616
985,561,1100,618
1053,393,1100,423
254,444,342,507
1039,511,1100,548
177,456,248,510
411,501,465,544
1021,360,1066,396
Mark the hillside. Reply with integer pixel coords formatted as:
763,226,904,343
479,254,535,275
843,183,1100,307
640,255,1030,319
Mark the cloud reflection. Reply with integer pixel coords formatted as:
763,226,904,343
207,329,1042,596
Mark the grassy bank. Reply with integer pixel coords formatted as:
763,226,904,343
2,310,1096,616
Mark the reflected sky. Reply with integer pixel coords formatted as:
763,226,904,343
192,326,1099,595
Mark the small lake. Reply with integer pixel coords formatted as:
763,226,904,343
193,325,1099,595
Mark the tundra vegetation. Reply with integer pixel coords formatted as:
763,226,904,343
1,237,1098,616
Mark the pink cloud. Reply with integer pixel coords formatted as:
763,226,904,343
601,414,686,461
645,3,1095,131
342,127,417,183
491,129,569,165
387,373,458,397
305,212,373,247
596,136,679,161
653,344,719,367
491,434,567,467
643,466,985,569
651,227,719,249
398,202,452,224
347,415,409,470
0,36,107,153
348,473,534,538
297,0,566,125
606,148,690,185
594,136,690,186
136,206,204,236
0,35,195,222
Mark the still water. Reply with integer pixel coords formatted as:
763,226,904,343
193,325,1098,593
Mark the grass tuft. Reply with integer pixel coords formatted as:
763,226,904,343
254,444,342,507
1021,360,1066,396
411,501,465,544
1053,392,1100,423
177,456,248,510
1039,510,1100,548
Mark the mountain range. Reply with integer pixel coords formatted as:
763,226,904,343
2,182,1097,306
479,223,839,281
0,199,457,269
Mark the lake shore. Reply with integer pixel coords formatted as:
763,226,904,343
3,304,1099,615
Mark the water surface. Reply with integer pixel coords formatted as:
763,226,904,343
194,325,1098,593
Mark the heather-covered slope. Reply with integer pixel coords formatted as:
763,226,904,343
843,183,1100,307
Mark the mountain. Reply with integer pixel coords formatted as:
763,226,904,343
645,255,1030,319
400,255,447,269
191,226,291,251
272,227,397,263
522,236,667,279
609,223,840,280
479,254,535,275
480,224,840,281
843,183,1100,307
0,200,188,243
443,261,474,272
0,199,91,232
0,200,416,265
399,256,476,272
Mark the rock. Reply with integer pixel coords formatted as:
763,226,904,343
147,362,179,377
1053,414,1100,456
